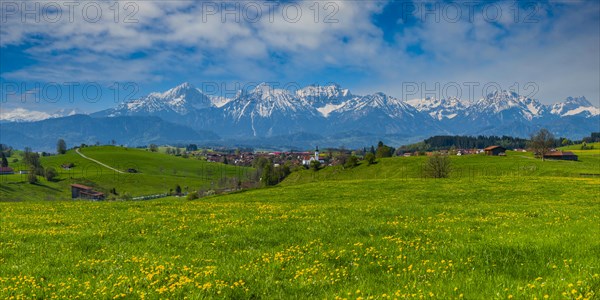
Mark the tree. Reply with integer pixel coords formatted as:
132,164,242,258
175,184,182,195
27,167,38,184
344,155,359,169
261,163,275,186
529,128,555,161
56,139,67,154
223,156,229,164
23,149,42,170
1,152,8,167
376,142,394,158
149,144,159,152
45,167,58,181
423,152,452,178
310,160,321,171
364,153,376,165
561,138,571,146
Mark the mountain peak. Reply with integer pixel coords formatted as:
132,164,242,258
564,96,592,107
551,96,599,117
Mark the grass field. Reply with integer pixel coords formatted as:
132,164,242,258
0,146,252,201
559,142,600,151
0,148,599,299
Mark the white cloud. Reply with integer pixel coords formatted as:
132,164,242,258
1,0,598,107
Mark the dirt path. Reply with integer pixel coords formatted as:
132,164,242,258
75,148,126,174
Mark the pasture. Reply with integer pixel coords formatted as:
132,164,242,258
0,148,598,299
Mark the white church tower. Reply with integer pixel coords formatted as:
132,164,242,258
314,146,319,161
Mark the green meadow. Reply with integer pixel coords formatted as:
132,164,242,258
0,146,251,201
0,146,599,299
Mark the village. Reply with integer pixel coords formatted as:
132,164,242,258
182,144,579,168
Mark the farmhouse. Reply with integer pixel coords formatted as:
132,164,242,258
71,184,105,200
0,167,14,175
543,151,578,161
484,145,506,156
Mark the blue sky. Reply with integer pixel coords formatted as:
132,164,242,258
1,0,599,115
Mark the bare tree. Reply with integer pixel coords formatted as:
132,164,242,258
423,152,451,178
529,128,555,161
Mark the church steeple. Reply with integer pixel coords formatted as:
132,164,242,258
315,146,319,161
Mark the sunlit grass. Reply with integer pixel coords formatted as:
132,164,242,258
1,174,599,299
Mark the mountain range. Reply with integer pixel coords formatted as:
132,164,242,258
1,82,598,151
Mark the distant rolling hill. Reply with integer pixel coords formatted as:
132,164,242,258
0,146,250,201
0,115,219,151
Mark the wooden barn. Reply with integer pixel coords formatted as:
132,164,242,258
484,145,506,156
543,151,578,161
71,184,105,200
0,167,14,175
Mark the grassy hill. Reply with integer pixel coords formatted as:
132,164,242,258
559,142,600,151
0,148,598,298
0,146,251,201
283,150,600,186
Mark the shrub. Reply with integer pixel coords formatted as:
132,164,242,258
310,160,321,171
119,193,132,201
45,167,58,181
344,155,359,169
187,192,199,200
364,153,376,165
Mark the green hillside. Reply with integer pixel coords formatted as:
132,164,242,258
0,146,251,201
283,150,600,186
559,142,600,151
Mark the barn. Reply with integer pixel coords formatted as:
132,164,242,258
543,151,578,161
71,184,105,200
484,146,506,156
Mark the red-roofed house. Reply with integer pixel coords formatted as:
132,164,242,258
543,151,578,161
484,146,506,156
0,167,14,175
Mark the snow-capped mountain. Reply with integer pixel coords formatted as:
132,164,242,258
550,96,599,118
0,107,83,123
405,90,598,138
218,83,323,137
78,82,600,143
467,90,547,121
102,82,213,117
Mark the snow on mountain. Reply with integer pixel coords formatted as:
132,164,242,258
334,92,417,119
550,96,599,117
406,97,467,120
296,84,352,106
224,83,316,120
0,108,54,122
108,82,212,116
0,107,84,122
468,90,547,121
316,103,345,117
209,96,233,108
